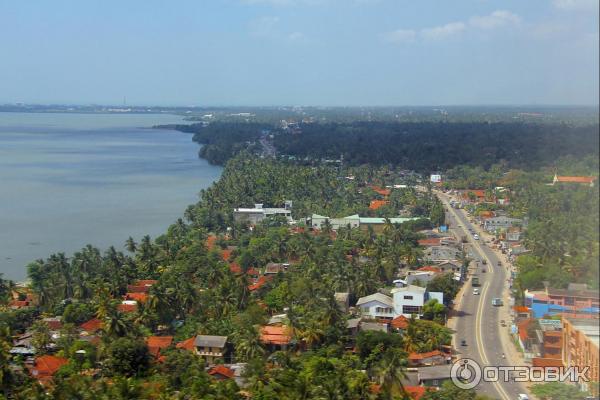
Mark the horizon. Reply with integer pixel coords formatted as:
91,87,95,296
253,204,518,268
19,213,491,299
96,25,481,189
1,0,598,106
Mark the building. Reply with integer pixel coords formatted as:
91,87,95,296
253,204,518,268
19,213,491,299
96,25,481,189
408,350,450,367
27,355,69,384
525,284,600,318
551,174,596,187
146,336,173,359
356,293,395,319
422,246,461,263
391,285,443,318
483,216,524,233
417,365,453,387
310,214,422,232
562,317,599,395
260,326,292,351
233,202,292,225
193,335,228,364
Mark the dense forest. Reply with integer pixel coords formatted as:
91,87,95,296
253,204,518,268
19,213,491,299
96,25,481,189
165,120,599,172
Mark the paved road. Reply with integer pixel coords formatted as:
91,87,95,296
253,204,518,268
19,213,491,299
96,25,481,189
438,191,530,400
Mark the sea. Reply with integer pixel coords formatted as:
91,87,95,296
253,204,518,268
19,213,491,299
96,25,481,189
0,112,222,281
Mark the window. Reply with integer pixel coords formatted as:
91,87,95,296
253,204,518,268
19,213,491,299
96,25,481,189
403,295,413,300
402,305,421,315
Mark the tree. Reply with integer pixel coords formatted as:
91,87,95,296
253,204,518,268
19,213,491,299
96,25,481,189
421,299,447,324
531,382,590,400
105,337,149,377
31,320,52,355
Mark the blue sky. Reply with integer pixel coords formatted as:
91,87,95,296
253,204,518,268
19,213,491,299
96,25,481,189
1,0,598,106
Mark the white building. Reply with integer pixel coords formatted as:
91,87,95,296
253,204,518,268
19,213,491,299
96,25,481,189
234,203,292,225
355,293,395,319
391,285,444,318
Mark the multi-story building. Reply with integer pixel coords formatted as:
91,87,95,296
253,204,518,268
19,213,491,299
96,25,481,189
561,317,599,395
391,285,444,318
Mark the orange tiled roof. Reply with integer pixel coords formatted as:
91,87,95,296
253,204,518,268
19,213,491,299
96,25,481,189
249,275,272,291
206,235,217,250
556,176,596,184
117,303,138,313
260,325,292,345
369,200,389,210
371,186,391,196
208,365,235,379
418,238,441,246
147,336,173,358
513,306,530,313
8,300,30,308
127,285,150,293
125,292,148,303
532,358,564,368
229,263,242,274
517,319,532,342
391,315,409,330
408,350,444,361
221,249,232,262
28,355,68,380
176,337,196,351
80,318,103,333
418,266,442,273
134,280,158,286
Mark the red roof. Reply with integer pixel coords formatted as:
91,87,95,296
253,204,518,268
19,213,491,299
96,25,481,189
134,279,158,286
408,350,444,361
221,249,232,261
468,190,486,198
404,386,433,399
391,315,409,330
117,303,138,313
208,365,235,379
249,275,272,291
176,337,196,351
229,263,242,274
8,300,29,308
532,358,564,368
513,306,530,313
371,186,391,196
147,336,173,358
260,325,292,345
517,319,532,342
418,238,441,246
246,267,260,276
556,176,596,184
206,235,217,250
369,200,389,210
125,292,148,303
79,318,103,333
28,355,68,380
127,285,150,293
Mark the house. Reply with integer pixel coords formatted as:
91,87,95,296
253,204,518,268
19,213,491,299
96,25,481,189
483,216,524,233
390,315,410,331
369,200,389,210
79,318,103,335
391,285,443,318
42,317,62,331
417,365,453,387
264,262,289,275
10,332,35,356
193,335,228,364
260,326,292,351
146,336,173,359
176,337,196,352
356,293,394,319
524,284,600,318
118,300,138,313
208,365,235,380
233,203,292,225
248,275,272,292
408,350,450,367
434,261,462,274
517,318,534,357
418,238,442,247
422,246,461,263
27,355,69,384
334,292,350,313
551,174,596,187
561,317,599,395
404,271,438,286
506,227,522,242
513,306,532,320
346,318,362,339
124,292,147,303
461,189,487,203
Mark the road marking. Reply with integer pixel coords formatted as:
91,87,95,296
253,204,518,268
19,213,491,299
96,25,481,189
440,194,512,400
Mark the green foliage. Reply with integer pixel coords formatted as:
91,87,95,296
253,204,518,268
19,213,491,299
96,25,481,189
531,382,590,400
104,337,150,377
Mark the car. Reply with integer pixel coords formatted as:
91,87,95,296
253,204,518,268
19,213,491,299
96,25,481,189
482,269,486,273
482,259,487,265
500,320,506,327
473,288,480,295
460,339,467,346
497,261,502,266
492,298,503,306
473,234,479,240
517,395,529,400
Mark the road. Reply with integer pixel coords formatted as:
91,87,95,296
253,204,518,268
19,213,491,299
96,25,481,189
438,191,530,400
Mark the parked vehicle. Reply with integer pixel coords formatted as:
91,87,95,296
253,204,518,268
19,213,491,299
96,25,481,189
472,275,480,287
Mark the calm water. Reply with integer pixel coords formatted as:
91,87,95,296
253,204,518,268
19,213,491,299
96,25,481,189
0,112,222,281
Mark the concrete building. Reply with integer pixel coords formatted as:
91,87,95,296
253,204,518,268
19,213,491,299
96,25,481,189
356,293,394,320
310,214,422,232
483,216,524,233
234,202,292,225
391,285,444,318
561,317,599,395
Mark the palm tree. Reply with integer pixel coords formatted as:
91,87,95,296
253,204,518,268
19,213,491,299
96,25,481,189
374,348,408,400
125,237,137,253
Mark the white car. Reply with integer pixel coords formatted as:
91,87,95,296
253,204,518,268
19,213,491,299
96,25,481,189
517,395,529,400
473,234,479,240
473,288,480,295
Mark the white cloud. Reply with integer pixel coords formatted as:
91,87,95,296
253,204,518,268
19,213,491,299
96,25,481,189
469,10,521,29
553,0,598,10
248,16,280,37
420,22,466,40
381,29,417,43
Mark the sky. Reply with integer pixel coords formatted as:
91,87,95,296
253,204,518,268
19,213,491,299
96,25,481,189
0,0,598,106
